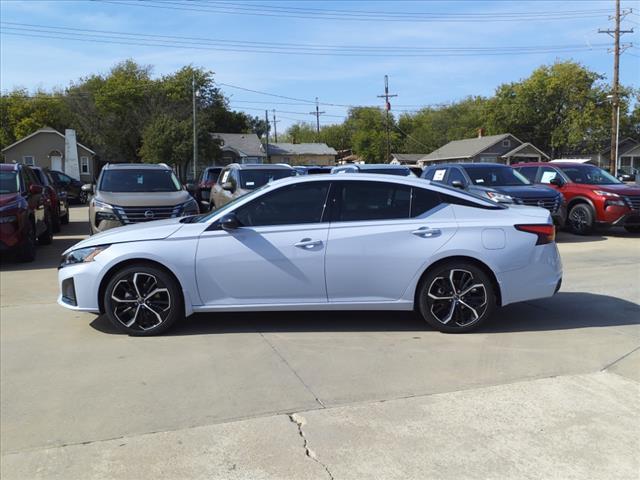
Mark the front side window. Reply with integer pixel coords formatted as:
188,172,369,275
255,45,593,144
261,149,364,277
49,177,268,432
463,166,530,186
218,169,231,185
333,181,411,222
235,182,330,227
239,169,295,190
538,167,561,184
425,168,447,182
99,169,181,192
516,166,539,183
204,168,222,182
447,168,467,186
0,171,19,194
559,165,621,185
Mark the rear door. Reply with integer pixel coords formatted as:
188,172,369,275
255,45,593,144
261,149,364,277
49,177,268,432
324,181,457,303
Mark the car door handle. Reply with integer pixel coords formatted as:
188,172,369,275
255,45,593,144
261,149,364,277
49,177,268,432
294,238,323,249
411,227,441,238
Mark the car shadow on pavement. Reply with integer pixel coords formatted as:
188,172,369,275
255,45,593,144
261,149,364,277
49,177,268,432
89,292,639,336
0,216,88,272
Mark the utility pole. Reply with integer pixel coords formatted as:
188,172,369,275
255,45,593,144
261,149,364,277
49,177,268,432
265,109,270,163
377,75,398,163
599,0,633,175
309,97,325,138
272,109,279,143
192,74,197,181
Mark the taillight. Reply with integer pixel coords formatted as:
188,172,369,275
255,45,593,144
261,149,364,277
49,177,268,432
515,224,555,245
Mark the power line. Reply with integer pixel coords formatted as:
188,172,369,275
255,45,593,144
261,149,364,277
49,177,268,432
94,0,612,23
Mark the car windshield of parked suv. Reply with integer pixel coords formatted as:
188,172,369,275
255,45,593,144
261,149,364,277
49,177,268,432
239,169,294,190
559,165,622,185
0,171,19,194
99,169,182,192
463,166,530,186
362,168,410,176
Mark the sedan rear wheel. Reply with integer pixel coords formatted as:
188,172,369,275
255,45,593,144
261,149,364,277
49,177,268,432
418,261,496,333
104,265,183,336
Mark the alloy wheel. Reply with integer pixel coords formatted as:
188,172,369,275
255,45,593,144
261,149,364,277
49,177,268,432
110,272,171,331
569,208,589,232
427,269,487,327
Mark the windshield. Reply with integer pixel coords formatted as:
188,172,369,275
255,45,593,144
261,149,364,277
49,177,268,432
239,169,294,190
363,168,410,176
463,166,530,186
99,169,182,192
0,171,19,194
559,165,622,185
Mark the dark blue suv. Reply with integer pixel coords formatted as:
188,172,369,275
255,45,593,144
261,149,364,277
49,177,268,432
422,163,566,226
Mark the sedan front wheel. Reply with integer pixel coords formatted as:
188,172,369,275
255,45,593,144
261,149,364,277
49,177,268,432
418,261,496,333
103,265,183,336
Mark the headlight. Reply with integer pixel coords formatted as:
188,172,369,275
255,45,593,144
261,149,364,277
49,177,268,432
592,190,620,198
0,215,17,224
60,245,109,268
486,191,515,203
179,198,199,216
92,199,114,210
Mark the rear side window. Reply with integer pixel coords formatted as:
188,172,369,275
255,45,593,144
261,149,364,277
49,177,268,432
411,188,442,217
517,166,539,183
239,169,294,190
235,182,330,227
204,169,222,182
332,181,411,222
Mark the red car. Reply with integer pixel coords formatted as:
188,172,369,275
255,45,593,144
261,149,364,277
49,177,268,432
514,162,640,235
0,163,52,262
32,166,69,233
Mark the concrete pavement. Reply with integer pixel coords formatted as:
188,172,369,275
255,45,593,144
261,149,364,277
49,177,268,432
1,206,639,479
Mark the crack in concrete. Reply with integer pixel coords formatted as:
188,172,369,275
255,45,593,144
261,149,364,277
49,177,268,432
289,413,334,480
601,344,640,372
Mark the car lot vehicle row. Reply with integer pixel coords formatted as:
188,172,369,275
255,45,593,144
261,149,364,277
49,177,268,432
58,173,562,336
0,163,84,262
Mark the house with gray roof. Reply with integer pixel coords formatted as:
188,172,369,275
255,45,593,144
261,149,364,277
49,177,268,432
267,143,337,166
390,153,430,165
421,133,549,166
211,133,266,164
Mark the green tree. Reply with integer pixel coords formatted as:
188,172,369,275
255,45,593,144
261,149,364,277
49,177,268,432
345,107,399,162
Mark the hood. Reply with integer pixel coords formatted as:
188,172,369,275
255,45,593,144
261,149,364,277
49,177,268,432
95,190,190,207
0,193,21,208
574,183,640,196
492,185,560,199
64,217,185,254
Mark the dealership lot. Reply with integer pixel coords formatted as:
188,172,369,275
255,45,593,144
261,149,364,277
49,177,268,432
1,206,639,479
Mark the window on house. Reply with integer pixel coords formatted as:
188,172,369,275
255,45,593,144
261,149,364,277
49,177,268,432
502,140,511,148
80,156,90,174
23,156,35,166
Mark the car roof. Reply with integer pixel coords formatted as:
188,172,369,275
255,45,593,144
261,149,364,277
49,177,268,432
228,163,293,170
0,163,19,171
340,164,409,170
427,162,510,169
103,163,172,170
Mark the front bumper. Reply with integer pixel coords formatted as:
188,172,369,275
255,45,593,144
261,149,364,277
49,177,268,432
57,261,102,313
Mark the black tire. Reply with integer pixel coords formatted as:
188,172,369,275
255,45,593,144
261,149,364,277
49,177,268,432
103,264,183,336
567,203,595,235
61,202,70,225
37,211,53,245
624,226,640,233
417,261,497,333
51,207,61,233
17,220,37,262
79,191,88,204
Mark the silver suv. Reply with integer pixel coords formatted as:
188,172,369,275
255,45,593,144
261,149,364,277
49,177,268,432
210,163,295,209
89,163,199,234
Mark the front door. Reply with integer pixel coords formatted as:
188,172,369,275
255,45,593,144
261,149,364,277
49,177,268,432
324,181,458,303
196,181,331,305
50,156,62,171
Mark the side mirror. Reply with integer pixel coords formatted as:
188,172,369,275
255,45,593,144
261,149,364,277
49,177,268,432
29,184,43,195
81,183,94,194
451,180,465,189
220,213,240,231
549,177,564,187
222,181,235,192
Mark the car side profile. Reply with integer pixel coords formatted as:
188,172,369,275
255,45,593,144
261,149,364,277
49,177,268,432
58,174,562,336
514,162,640,234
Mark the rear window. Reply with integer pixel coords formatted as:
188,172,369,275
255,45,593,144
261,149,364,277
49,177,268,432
239,169,295,190
0,171,19,194
99,169,181,192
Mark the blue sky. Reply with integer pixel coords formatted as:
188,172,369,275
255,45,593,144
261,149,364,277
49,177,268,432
1,0,639,131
